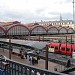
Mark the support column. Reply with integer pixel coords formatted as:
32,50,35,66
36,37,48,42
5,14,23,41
45,45,48,70
66,36,67,57
71,35,72,58
43,35,44,42
39,35,40,42
9,37,12,59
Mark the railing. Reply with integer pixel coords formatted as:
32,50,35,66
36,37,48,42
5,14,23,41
54,64,66,72
61,65,75,74
0,59,68,75
54,62,75,74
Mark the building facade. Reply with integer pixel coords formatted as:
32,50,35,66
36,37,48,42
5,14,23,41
37,20,75,29
0,20,74,37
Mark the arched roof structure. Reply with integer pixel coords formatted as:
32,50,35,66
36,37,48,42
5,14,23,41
67,28,74,33
0,22,74,36
6,24,30,35
47,26,58,34
58,27,68,34
31,25,47,35
0,26,6,35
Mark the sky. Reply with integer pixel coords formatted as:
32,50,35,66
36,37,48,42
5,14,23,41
0,0,74,24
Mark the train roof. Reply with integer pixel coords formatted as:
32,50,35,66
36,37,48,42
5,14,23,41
61,44,72,47
50,42,60,45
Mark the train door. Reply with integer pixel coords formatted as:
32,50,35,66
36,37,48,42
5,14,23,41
66,44,71,55
72,45,75,55
55,43,60,53
60,44,66,54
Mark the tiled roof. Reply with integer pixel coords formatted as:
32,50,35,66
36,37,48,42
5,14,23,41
0,21,20,27
0,22,13,26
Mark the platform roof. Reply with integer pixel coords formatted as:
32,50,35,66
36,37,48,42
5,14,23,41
0,39,49,50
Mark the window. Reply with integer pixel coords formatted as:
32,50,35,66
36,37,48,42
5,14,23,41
51,46,54,48
55,46,58,50
66,48,70,51
61,47,65,50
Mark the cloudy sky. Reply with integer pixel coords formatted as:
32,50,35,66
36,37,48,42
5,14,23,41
0,0,74,24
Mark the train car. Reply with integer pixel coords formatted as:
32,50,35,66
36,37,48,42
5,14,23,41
49,42,60,53
49,42,75,56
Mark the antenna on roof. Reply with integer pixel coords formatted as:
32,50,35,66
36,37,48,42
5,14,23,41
73,0,75,23
60,14,62,22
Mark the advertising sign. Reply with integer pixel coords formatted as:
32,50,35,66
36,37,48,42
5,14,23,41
48,48,54,52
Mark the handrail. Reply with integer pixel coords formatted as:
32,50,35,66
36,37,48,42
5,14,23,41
0,58,68,75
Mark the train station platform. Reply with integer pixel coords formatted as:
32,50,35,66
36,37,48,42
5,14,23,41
0,48,74,75
0,38,75,74
0,48,60,71
0,48,75,74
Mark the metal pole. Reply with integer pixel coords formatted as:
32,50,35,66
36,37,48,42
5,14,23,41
43,35,44,42
45,45,48,70
9,38,11,59
59,40,61,53
28,33,30,40
71,35,72,58
39,35,40,42
66,36,67,58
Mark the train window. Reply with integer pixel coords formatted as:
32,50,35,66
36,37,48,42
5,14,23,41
66,48,70,51
51,46,54,48
61,47,65,50
55,46,58,50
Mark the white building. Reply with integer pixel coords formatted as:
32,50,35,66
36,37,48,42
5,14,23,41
37,20,75,29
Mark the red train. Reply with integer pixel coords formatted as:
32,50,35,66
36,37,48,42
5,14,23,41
49,42,75,55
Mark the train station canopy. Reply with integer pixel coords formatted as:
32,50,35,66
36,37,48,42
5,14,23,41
24,41,49,49
0,39,49,50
